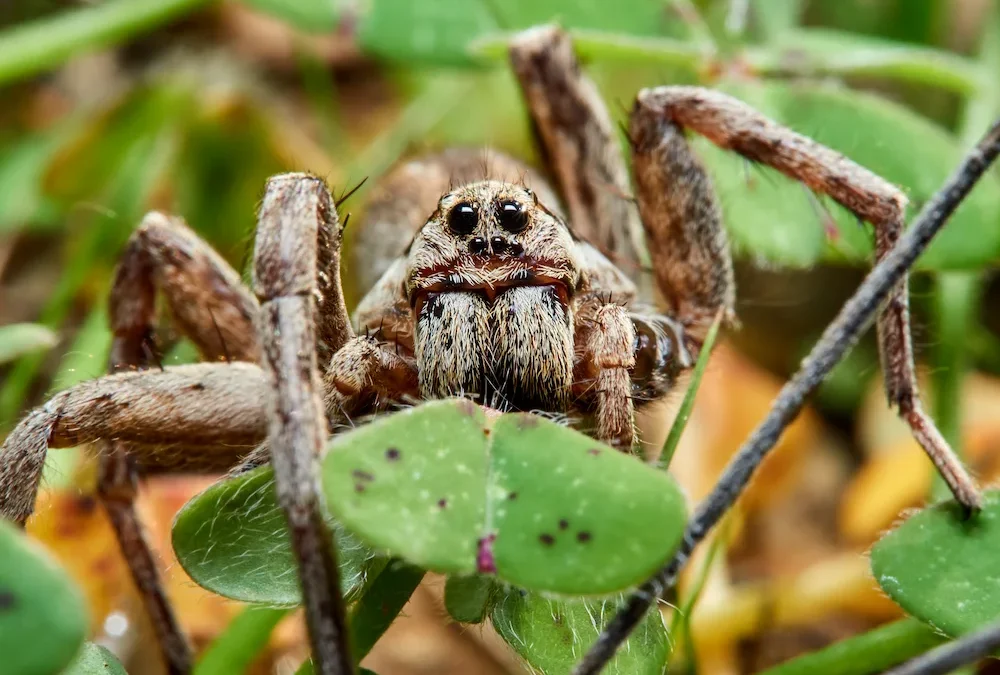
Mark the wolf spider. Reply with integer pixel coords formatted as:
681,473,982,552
0,25,981,675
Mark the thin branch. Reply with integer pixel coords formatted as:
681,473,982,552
572,116,1000,675
882,619,1000,675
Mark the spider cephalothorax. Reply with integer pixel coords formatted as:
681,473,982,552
0,24,983,675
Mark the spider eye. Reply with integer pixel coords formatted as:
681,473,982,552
448,202,478,235
497,200,528,233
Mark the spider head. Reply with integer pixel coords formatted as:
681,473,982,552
405,181,581,316
404,180,580,410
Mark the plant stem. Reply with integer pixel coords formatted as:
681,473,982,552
193,606,290,675
0,0,215,87
757,618,946,675
929,272,979,502
659,311,722,470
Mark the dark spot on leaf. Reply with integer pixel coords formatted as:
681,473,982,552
558,519,569,530
577,531,592,543
385,448,400,461
352,469,375,482
539,533,555,546
437,498,448,509
354,484,366,493
588,448,601,456
0,590,16,611
516,414,539,429
508,492,518,500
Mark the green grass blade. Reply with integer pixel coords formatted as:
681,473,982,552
194,606,290,675
0,0,215,86
659,311,723,471
757,618,945,675
748,28,987,96
0,323,57,366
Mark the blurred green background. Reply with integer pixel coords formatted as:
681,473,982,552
1,0,999,452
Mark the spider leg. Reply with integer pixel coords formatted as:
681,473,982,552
573,297,638,449
110,211,260,365
630,86,980,509
105,211,268,672
324,335,418,423
509,26,645,271
253,174,354,674
0,363,267,524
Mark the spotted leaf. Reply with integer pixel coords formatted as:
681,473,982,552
491,591,670,673
322,400,688,595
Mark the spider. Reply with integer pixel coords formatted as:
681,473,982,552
0,25,981,675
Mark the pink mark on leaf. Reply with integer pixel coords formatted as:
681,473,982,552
476,534,497,574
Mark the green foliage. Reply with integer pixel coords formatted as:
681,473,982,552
241,0,339,31
698,80,1000,270
349,562,425,660
756,618,946,675
445,574,496,624
0,323,57,365
871,490,1000,637
0,0,213,86
322,400,688,595
194,606,290,675
172,466,385,606
64,643,129,675
491,591,670,673
0,520,87,675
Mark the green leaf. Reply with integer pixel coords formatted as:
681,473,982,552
0,323,58,366
322,400,688,595
491,591,670,673
871,490,1000,636
194,606,290,675
350,562,424,660
698,80,1000,270
0,520,87,675
240,0,339,31
63,643,128,675
357,0,675,65
445,574,496,624
172,466,385,606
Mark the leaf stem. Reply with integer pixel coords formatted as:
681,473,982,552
659,311,723,470
0,0,215,87
929,272,979,502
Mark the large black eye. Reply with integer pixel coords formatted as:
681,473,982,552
497,200,528,233
448,202,478,235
